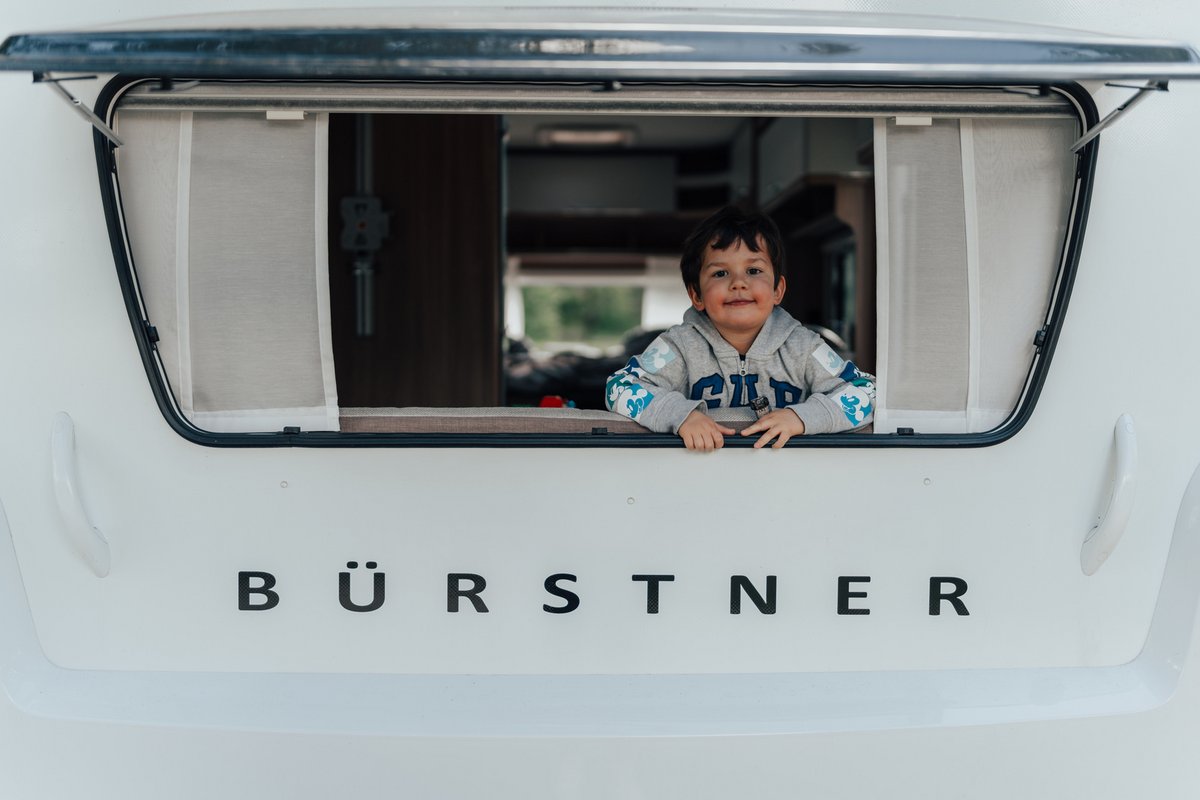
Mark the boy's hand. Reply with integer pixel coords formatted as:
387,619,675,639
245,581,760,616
741,408,806,449
678,410,736,451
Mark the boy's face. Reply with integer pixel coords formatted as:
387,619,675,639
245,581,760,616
688,235,786,344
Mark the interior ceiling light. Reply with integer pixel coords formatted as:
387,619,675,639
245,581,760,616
535,125,637,148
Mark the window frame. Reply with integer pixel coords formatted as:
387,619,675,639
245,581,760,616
93,75,1099,449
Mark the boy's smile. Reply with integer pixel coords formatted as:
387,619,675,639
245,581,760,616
688,236,786,353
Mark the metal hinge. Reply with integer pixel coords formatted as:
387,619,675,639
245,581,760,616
1070,80,1168,153
34,72,124,148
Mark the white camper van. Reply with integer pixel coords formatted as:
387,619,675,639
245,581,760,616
3,1,1200,796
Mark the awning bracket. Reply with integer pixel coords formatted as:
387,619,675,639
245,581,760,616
34,72,124,148
1070,80,1168,153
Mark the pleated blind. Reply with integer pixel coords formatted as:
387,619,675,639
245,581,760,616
115,109,339,433
875,116,1076,433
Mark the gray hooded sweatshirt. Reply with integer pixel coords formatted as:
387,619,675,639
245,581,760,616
605,306,875,435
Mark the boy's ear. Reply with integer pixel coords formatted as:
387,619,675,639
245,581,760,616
688,284,705,311
773,275,787,305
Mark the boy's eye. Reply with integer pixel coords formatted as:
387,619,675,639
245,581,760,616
748,267,763,275
711,269,728,278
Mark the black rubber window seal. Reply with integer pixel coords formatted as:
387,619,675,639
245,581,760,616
92,76,1099,449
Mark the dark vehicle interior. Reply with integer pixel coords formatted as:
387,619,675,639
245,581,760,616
326,112,875,410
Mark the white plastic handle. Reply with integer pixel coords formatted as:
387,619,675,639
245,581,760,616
50,412,111,577
1081,414,1137,576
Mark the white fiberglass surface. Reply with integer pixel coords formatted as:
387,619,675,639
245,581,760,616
0,453,1196,736
0,0,1196,678
3,6,1200,800
5,442,1153,674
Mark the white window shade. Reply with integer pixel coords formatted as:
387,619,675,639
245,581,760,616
115,109,339,433
874,116,1076,434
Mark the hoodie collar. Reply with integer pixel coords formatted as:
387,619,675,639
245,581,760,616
683,305,800,358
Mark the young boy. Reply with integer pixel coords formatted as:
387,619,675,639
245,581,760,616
605,206,875,450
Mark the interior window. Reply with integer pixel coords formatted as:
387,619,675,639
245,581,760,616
108,83,1080,441
506,282,647,410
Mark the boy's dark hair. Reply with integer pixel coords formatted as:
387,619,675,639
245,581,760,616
679,206,785,294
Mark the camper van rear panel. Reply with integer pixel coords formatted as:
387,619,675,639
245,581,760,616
1,1,1199,797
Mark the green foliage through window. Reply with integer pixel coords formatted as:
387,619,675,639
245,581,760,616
522,286,644,348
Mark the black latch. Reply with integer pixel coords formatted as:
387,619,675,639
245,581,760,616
591,427,609,435
282,426,301,435
340,196,390,253
897,427,915,436
144,322,159,344
1034,326,1049,351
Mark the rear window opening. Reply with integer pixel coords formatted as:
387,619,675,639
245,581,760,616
103,80,1090,444
500,113,874,413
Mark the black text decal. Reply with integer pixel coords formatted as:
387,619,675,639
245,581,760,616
238,571,279,611
340,561,385,612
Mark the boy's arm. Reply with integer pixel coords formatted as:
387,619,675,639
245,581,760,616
787,339,877,435
605,335,705,434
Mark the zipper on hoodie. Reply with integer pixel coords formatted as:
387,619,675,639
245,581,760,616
738,355,747,376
